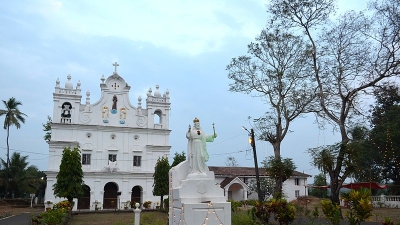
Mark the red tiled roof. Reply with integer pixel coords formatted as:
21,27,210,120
208,166,311,177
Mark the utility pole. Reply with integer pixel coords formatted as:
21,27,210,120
243,126,262,203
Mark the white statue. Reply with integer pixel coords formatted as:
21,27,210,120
186,117,217,175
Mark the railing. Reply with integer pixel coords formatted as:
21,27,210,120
371,195,400,208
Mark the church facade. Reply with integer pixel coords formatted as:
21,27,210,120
44,63,171,210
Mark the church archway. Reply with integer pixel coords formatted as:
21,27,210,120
77,185,90,210
103,182,118,209
131,186,142,204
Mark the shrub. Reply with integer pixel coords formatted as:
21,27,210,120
321,199,341,225
232,210,253,225
267,197,296,225
143,201,152,208
228,200,242,212
341,188,373,225
164,198,169,209
243,199,257,206
32,208,68,225
53,200,72,211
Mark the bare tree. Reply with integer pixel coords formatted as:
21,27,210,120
225,156,239,167
267,0,399,205
226,28,315,192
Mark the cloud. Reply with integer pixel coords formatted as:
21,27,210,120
18,0,265,55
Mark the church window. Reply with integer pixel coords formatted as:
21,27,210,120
82,154,91,165
133,156,142,167
109,154,117,163
154,110,162,124
111,134,116,140
134,134,139,140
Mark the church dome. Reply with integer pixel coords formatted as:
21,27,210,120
65,74,73,89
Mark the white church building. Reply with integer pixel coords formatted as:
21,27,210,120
44,63,171,210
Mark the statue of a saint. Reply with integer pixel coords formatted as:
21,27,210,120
112,95,118,110
186,117,217,175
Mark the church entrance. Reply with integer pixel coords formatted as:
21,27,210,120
131,186,142,204
103,182,118,209
77,185,91,210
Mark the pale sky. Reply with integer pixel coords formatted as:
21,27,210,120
0,0,369,180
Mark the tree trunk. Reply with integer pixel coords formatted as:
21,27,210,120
160,196,164,209
5,125,10,198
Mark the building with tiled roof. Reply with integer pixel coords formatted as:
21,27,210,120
208,166,311,202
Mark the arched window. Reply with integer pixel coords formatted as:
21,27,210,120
154,110,162,124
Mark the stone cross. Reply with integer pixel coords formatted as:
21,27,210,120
113,62,119,73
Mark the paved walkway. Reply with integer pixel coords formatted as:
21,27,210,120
0,212,37,225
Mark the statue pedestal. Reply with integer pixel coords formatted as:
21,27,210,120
169,161,231,225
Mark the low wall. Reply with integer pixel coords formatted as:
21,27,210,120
371,195,400,208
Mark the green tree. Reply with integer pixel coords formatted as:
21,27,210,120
170,151,186,168
0,152,44,198
267,0,399,206
262,156,296,194
53,146,84,204
310,173,328,198
43,116,52,142
365,84,400,191
0,97,27,170
153,156,170,209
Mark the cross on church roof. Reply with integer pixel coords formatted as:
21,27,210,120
113,62,119,74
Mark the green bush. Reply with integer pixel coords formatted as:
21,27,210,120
243,199,257,206
32,208,69,225
232,210,254,225
164,198,169,209
321,199,341,225
228,200,242,212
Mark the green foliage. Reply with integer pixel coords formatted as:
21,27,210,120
250,195,296,225
32,208,69,225
267,197,296,225
170,151,186,168
321,199,341,225
250,201,270,224
262,156,296,193
310,173,328,198
231,210,254,225
53,200,73,211
341,188,373,225
228,200,242,212
53,146,84,203
0,97,27,193
43,115,52,142
382,217,395,225
243,199,257,206
163,198,169,209
0,152,44,198
152,156,170,209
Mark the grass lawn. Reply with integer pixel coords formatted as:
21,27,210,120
69,210,168,225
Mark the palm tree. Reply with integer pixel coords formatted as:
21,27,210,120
0,152,44,198
0,97,27,169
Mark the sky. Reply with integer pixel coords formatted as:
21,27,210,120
0,0,369,180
